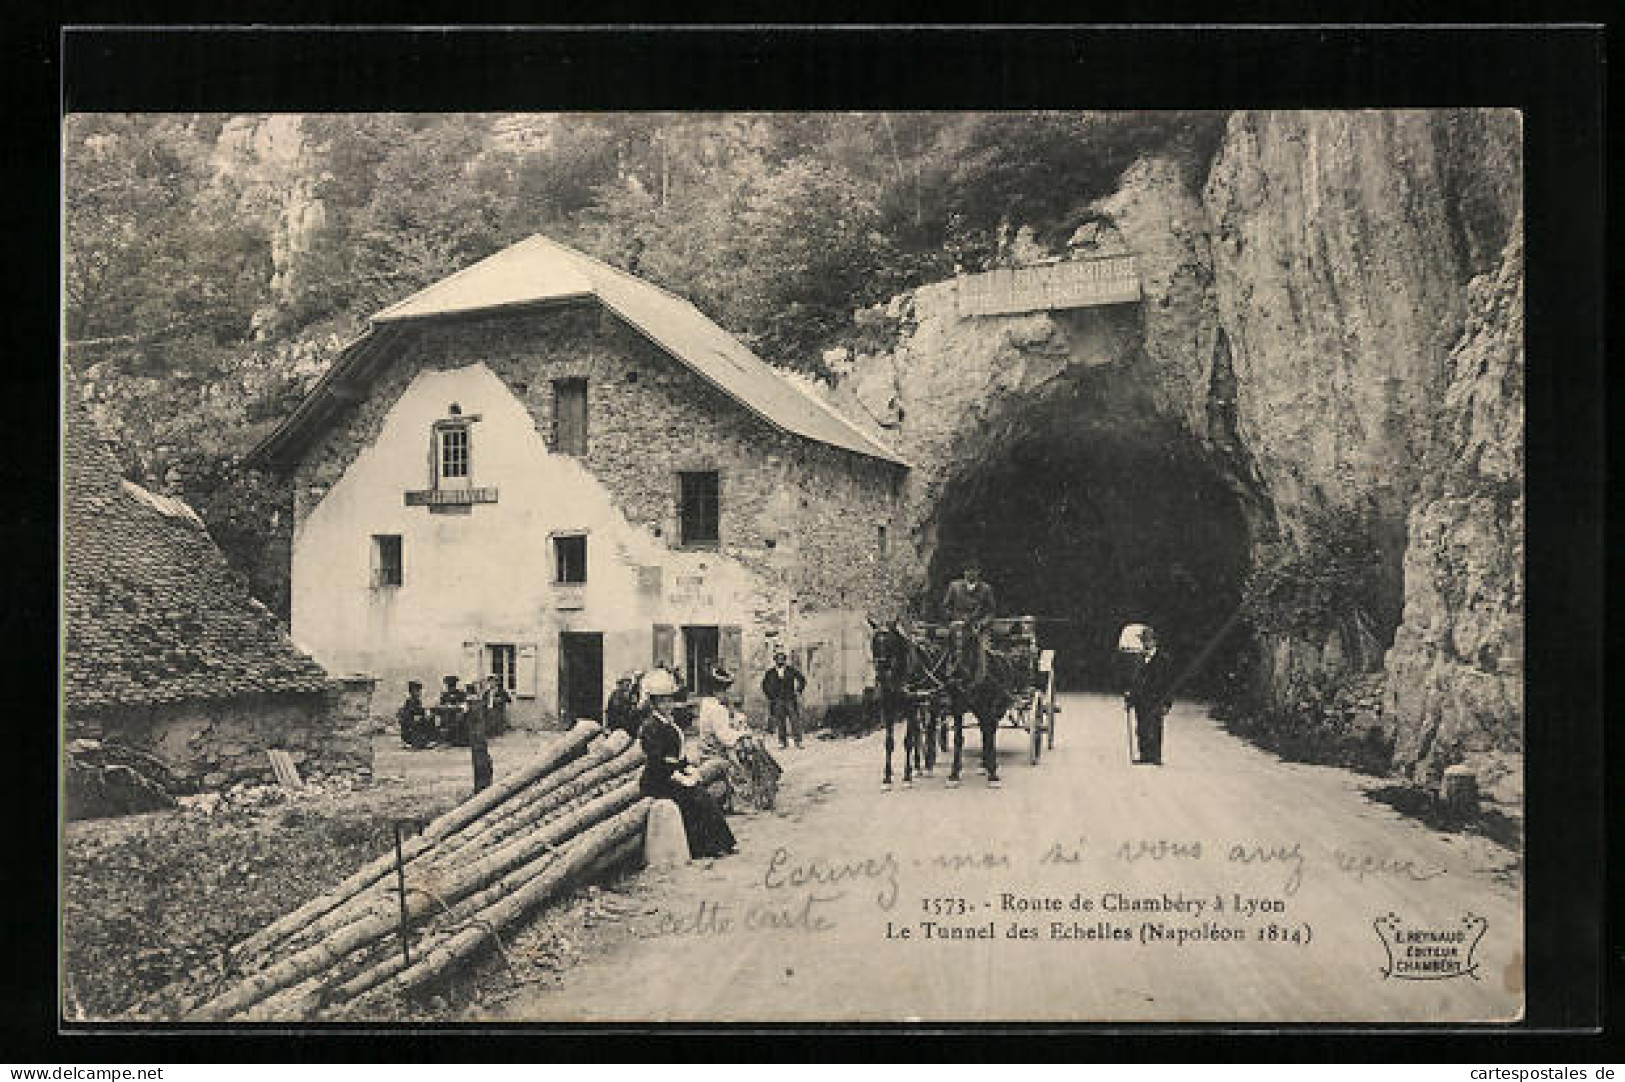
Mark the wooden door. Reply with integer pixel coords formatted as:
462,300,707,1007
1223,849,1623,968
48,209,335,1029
559,632,604,723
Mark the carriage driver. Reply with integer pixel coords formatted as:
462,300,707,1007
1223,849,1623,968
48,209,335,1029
941,559,997,631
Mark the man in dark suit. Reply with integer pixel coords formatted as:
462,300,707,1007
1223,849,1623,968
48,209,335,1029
1126,627,1174,765
761,650,807,750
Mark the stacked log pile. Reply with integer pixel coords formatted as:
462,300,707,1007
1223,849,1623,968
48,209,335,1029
185,720,725,1021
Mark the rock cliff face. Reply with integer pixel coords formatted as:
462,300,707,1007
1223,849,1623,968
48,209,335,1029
210,115,328,336
1203,112,1516,631
1381,225,1523,785
830,110,1523,778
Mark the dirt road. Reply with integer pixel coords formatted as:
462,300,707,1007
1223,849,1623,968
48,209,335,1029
500,694,1523,1023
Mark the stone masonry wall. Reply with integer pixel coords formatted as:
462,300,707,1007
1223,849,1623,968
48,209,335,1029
65,681,373,791
293,305,910,622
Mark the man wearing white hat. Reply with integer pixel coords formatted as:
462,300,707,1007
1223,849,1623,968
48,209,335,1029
1125,626,1173,765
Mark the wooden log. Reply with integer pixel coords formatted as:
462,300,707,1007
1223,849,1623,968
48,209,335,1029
351,800,656,1007
458,730,630,840
317,828,642,1014
235,759,722,1021
285,750,646,953
279,844,572,1019
254,776,660,1022
229,721,601,965
192,774,649,1020
430,742,644,864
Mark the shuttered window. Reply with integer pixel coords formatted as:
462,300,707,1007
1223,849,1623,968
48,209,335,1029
553,378,588,456
720,625,743,679
516,644,539,698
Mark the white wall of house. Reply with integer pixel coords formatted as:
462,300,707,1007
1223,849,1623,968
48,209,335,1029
291,363,781,726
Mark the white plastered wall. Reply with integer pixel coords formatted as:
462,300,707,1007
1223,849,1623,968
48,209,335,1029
291,363,777,725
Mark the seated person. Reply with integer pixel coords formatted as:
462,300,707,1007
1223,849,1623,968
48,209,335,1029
707,660,735,697
605,673,641,739
435,675,470,746
941,560,997,635
695,675,782,812
397,680,435,749
637,674,736,859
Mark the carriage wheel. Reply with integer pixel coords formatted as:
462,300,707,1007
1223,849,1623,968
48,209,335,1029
1045,670,1057,749
1030,689,1045,765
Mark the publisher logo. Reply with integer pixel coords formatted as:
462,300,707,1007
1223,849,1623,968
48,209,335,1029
1373,912,1488,980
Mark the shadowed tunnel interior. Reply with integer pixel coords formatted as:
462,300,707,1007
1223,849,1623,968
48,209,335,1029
924,380,1252,696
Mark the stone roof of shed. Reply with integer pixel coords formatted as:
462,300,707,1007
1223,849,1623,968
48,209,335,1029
247,234,908,469
63,407,330,711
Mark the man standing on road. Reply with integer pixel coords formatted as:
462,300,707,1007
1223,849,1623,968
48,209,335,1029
1126,627,1173,766
761,650,807,750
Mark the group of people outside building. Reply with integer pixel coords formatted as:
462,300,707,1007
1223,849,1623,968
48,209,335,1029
396,674,512,751
607,655,805,860
393,650,809,860
395,673,513,792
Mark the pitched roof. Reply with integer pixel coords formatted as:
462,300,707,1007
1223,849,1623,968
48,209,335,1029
63,407,330,711
247,234,908,468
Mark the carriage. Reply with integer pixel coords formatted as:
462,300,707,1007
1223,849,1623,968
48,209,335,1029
950,615,1057,765
871,613,1058,787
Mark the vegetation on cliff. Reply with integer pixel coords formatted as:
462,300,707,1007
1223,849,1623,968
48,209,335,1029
64,111,1226,615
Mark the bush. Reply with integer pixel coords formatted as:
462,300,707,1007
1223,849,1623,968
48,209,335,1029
1240,504,1383,642
1219,677,1395,777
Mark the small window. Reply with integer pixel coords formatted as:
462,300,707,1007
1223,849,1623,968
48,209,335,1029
371,534,402,587
554,533,587,584
678,471,719,546
553,378,588,456
877,524,888,558
487,643,517,692
438,425,469,483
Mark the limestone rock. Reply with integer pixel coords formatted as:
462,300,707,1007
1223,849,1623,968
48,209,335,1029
1381,223,1523,781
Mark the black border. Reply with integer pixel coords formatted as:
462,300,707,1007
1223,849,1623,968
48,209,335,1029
13,20,1610,1062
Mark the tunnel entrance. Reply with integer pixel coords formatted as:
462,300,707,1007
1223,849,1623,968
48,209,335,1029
925,378,1252,697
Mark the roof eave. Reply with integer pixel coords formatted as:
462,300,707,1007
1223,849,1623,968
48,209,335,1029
246,288,910,472
370,291,595,327
243,324,406,470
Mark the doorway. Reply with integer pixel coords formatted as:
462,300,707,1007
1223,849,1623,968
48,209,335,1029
558,632,604,723
682,625,719,695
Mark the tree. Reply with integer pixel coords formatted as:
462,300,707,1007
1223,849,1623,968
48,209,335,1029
64,114,274,374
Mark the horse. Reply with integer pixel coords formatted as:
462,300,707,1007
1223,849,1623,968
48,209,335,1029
941,620,1028,788
868,619,952,788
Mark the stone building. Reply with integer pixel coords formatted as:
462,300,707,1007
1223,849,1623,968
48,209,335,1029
62,405,370,796
248,234,910,728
